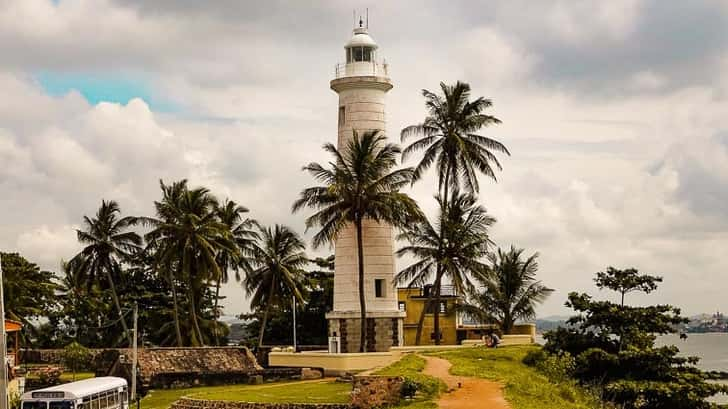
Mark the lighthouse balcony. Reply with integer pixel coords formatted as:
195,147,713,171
335,61,388,78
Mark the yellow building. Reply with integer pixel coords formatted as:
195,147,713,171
397,286,498,346
397,285,537,346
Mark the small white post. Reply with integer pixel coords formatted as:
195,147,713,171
131,304,138,403
292,295,297,352
0,254,8,409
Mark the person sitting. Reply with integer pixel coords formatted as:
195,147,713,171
489,331,501,348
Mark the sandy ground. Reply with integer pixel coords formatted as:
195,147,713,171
422,355,511,409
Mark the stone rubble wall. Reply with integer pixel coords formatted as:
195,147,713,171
351,376,403,409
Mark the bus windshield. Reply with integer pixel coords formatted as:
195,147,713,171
49,402,74,409
23,403,48,409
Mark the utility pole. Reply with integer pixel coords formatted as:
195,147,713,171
1,253,8,409
292,295,297,352
131,303,138,403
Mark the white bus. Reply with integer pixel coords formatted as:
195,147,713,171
20,377,129,409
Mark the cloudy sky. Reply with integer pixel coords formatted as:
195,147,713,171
1,0,727,318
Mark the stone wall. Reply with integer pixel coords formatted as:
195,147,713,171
329,317,401,353
351,376,403,409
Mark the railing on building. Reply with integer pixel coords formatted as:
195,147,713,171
419,284,458,298
334,61,389,78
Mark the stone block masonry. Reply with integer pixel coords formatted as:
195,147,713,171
171,398,350,409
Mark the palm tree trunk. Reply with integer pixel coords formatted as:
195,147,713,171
104,268,132,345
414,293,432,345
213,279,222,346
433,270,443,345
257,278,276,350
169,271,183,347
188,284,204,346
355,218,367,353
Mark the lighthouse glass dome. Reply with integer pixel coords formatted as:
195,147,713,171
336,26,388,78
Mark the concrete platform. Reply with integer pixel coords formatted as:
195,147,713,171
269,351,401,376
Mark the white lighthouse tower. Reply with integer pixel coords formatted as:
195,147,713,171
326,20,405,353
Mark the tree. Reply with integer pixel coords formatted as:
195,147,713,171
400,81,509,332
245,224,307,349
543,268,728,409
213,199,257,345
144,180,238,346
0,252,58,332
595,267,662,307
396,192,494,344
293,131,423,352
458,246,553,334
62,342,91,381
401,81,508,198
70,200,141,345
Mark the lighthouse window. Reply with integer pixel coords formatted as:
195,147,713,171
338,106,346,126
346,48,352,63
375,279,386,298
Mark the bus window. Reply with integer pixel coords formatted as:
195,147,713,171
23,403,47,409
49,401,73,409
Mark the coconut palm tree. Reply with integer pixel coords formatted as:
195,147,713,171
401,81,509,197
459,246,553,334
70,200,141,345
396,192,495,344
245,224,307,350
293,131,423,352
213,199,257,345
144,180,238,346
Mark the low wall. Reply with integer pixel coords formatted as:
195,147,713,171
351,376,403,409
268,352,399,376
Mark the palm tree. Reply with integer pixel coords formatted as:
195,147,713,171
401,81,509,198
144,180,238,346
70,200,141,345
213,199,257,345
459,246,553,334
293,131,423,352
245,224,308,350
396,192,495,344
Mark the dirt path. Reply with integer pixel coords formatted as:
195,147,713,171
422,355,510,409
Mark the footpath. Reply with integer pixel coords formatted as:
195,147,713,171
422,355,510,409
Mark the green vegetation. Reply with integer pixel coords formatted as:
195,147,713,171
434,346,605,409
375,354,444,409
140,380,351,409
543,268,728,408
457,246,553,334
244,224,307,349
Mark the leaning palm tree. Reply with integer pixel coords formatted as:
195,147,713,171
396,192,495,344
401,81,509,197
245,224,308,350
293,131,422,352
144,180,238,346
70,200,141,345
459,246,553,334
213,199,257,345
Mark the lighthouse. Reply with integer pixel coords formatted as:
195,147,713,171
326,21,405,353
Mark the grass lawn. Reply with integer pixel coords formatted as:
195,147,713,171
375,354,445,409
433,346,606,409
141,380,351,409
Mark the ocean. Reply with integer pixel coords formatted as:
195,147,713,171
534,332,728,404
656,333,728,404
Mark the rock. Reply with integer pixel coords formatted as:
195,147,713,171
301,368,323,380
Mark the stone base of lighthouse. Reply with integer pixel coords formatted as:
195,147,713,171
327,311,405,352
